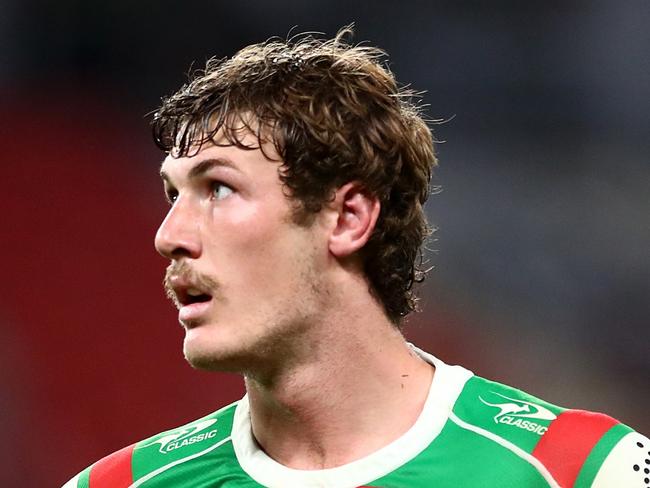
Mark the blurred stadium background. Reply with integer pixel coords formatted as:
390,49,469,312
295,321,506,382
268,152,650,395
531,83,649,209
0,1,648,485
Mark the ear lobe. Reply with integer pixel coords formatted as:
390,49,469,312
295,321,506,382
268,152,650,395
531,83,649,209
328,182,380,258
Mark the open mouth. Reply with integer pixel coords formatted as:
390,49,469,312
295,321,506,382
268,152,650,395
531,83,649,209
164,270,216,324
173,286,214,325
177,287,212,307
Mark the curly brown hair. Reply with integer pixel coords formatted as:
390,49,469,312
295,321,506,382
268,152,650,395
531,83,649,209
152,27,438,324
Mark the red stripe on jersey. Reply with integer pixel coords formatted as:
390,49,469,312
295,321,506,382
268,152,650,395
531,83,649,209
532,410,617,487
88,443,135,488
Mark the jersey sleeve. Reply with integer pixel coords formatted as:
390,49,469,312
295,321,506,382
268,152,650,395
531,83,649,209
60,443,135,488
529,408,648,488
60,402,238,488
588,431,650,488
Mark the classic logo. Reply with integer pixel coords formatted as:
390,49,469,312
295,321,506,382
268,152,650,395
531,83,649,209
139,418,218,454
479,391,556,435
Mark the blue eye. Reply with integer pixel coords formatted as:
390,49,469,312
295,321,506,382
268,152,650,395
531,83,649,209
212,182,233,200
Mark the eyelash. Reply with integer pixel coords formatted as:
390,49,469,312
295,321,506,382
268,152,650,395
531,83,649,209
211,181,234,200
164,181,233,205
165,189,178,204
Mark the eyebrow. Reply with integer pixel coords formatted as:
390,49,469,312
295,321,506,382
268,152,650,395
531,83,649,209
159,157,240,184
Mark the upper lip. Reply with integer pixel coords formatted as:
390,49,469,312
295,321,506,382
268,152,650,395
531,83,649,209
167,275,213,307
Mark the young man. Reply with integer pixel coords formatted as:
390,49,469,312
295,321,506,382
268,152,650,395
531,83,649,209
64,29,648,487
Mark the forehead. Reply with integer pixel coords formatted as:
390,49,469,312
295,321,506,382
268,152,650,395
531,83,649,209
159,128,281,183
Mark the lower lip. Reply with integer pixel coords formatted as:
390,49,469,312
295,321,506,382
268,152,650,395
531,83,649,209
179,299,212,324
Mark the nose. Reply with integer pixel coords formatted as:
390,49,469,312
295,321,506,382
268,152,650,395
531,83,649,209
155,199,202,260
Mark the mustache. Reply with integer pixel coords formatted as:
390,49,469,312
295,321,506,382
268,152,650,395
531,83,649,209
163,261,220,305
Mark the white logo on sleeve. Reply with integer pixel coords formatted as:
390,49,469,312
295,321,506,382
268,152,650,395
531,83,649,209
479,392,557,435
138,418,218,454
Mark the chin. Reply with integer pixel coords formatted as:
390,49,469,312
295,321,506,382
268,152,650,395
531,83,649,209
181,314,306,374
184,348,238,372
183,335,252,373
184,352,226,372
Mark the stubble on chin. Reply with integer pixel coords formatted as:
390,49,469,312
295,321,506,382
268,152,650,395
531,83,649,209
179,239,329,377
182,291,321,378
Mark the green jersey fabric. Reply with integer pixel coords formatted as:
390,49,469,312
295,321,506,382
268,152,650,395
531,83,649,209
63,347,649,487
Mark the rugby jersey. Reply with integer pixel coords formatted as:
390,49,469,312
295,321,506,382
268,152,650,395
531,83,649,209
63,347,649,487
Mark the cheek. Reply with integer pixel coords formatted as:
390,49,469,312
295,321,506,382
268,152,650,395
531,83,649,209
208,207,305,289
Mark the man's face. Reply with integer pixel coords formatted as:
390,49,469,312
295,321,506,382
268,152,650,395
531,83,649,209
155,131,329,372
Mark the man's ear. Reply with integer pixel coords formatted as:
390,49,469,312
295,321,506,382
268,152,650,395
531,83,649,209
328,182,380,258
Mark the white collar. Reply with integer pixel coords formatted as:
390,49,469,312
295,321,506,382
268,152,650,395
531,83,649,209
231,346,473,488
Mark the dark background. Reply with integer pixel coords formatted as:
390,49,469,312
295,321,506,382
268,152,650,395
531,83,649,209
1,1,648,485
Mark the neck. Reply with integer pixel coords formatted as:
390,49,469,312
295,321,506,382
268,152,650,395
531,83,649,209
244,300,434,470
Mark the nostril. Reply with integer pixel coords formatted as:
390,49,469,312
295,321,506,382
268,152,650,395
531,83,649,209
170,247,195,259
